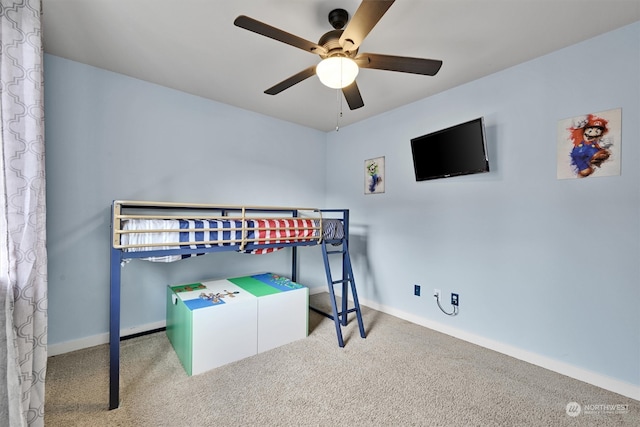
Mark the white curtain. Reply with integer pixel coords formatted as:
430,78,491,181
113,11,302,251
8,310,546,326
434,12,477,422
0,1,47,426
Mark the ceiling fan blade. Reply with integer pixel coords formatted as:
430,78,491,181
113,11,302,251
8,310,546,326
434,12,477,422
339,0,395,52
355,53,443,76
234,15,328,56
342,81,365,110
264,65,317,95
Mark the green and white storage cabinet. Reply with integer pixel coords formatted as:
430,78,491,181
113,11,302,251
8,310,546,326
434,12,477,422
166,273,309,376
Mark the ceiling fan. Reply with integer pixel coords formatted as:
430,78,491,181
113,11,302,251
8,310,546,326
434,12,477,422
234,0,442,110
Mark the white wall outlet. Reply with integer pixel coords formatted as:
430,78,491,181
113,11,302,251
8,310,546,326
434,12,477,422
434,289,441,298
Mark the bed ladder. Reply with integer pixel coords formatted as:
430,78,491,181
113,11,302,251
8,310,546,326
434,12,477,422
312,235,366,347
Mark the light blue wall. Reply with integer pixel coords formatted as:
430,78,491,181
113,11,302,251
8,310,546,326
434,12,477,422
44,55,327,345
325,22,640,388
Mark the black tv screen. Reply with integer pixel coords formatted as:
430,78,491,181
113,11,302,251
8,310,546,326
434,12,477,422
411,117,489,181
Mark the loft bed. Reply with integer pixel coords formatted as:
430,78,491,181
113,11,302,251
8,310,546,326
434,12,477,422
109,200,366,409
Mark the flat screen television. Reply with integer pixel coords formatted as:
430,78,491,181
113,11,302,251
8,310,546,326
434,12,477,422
410,117,489,181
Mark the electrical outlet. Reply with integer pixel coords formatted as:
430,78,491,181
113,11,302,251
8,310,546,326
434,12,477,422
434,289,441,299
451,293,459,306
414,284,421,296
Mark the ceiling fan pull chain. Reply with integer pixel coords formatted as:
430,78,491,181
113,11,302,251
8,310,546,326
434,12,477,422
335,89,342,131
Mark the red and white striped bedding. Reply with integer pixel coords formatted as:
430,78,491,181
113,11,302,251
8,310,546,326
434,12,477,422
242,218,318,254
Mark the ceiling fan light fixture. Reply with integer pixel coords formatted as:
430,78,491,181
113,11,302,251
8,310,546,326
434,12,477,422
316,57,359,89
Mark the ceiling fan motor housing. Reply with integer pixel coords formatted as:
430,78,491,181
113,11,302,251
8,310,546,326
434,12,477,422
318,29,354,58
319,9,355,59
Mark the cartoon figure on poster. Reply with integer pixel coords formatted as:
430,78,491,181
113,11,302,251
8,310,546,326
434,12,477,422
367,160,381,192
365,157,385,194
568,114,613,177
557,108,621,180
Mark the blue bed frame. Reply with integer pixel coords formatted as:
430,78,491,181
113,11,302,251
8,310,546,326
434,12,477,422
108,200,359,410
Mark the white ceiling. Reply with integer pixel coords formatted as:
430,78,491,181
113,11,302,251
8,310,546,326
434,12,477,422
42,0,640,132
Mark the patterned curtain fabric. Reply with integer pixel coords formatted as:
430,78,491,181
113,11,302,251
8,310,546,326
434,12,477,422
0,1,47,426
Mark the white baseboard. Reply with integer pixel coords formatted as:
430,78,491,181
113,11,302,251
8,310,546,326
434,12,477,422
47,321,166,357
47,291,640,401
360,296,640,402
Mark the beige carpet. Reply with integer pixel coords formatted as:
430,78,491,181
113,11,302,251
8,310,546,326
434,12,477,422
45,294,639,426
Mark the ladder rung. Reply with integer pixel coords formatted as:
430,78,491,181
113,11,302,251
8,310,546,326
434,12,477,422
331,279,352,285
326,250,345,255
324,239,344,244
313,306,360,321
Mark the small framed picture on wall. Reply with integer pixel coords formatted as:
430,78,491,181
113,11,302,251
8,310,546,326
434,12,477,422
557,108,622,179
365,156,385,194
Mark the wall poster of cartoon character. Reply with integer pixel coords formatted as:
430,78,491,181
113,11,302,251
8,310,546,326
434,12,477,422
365,156,385,194
557,108,622,179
